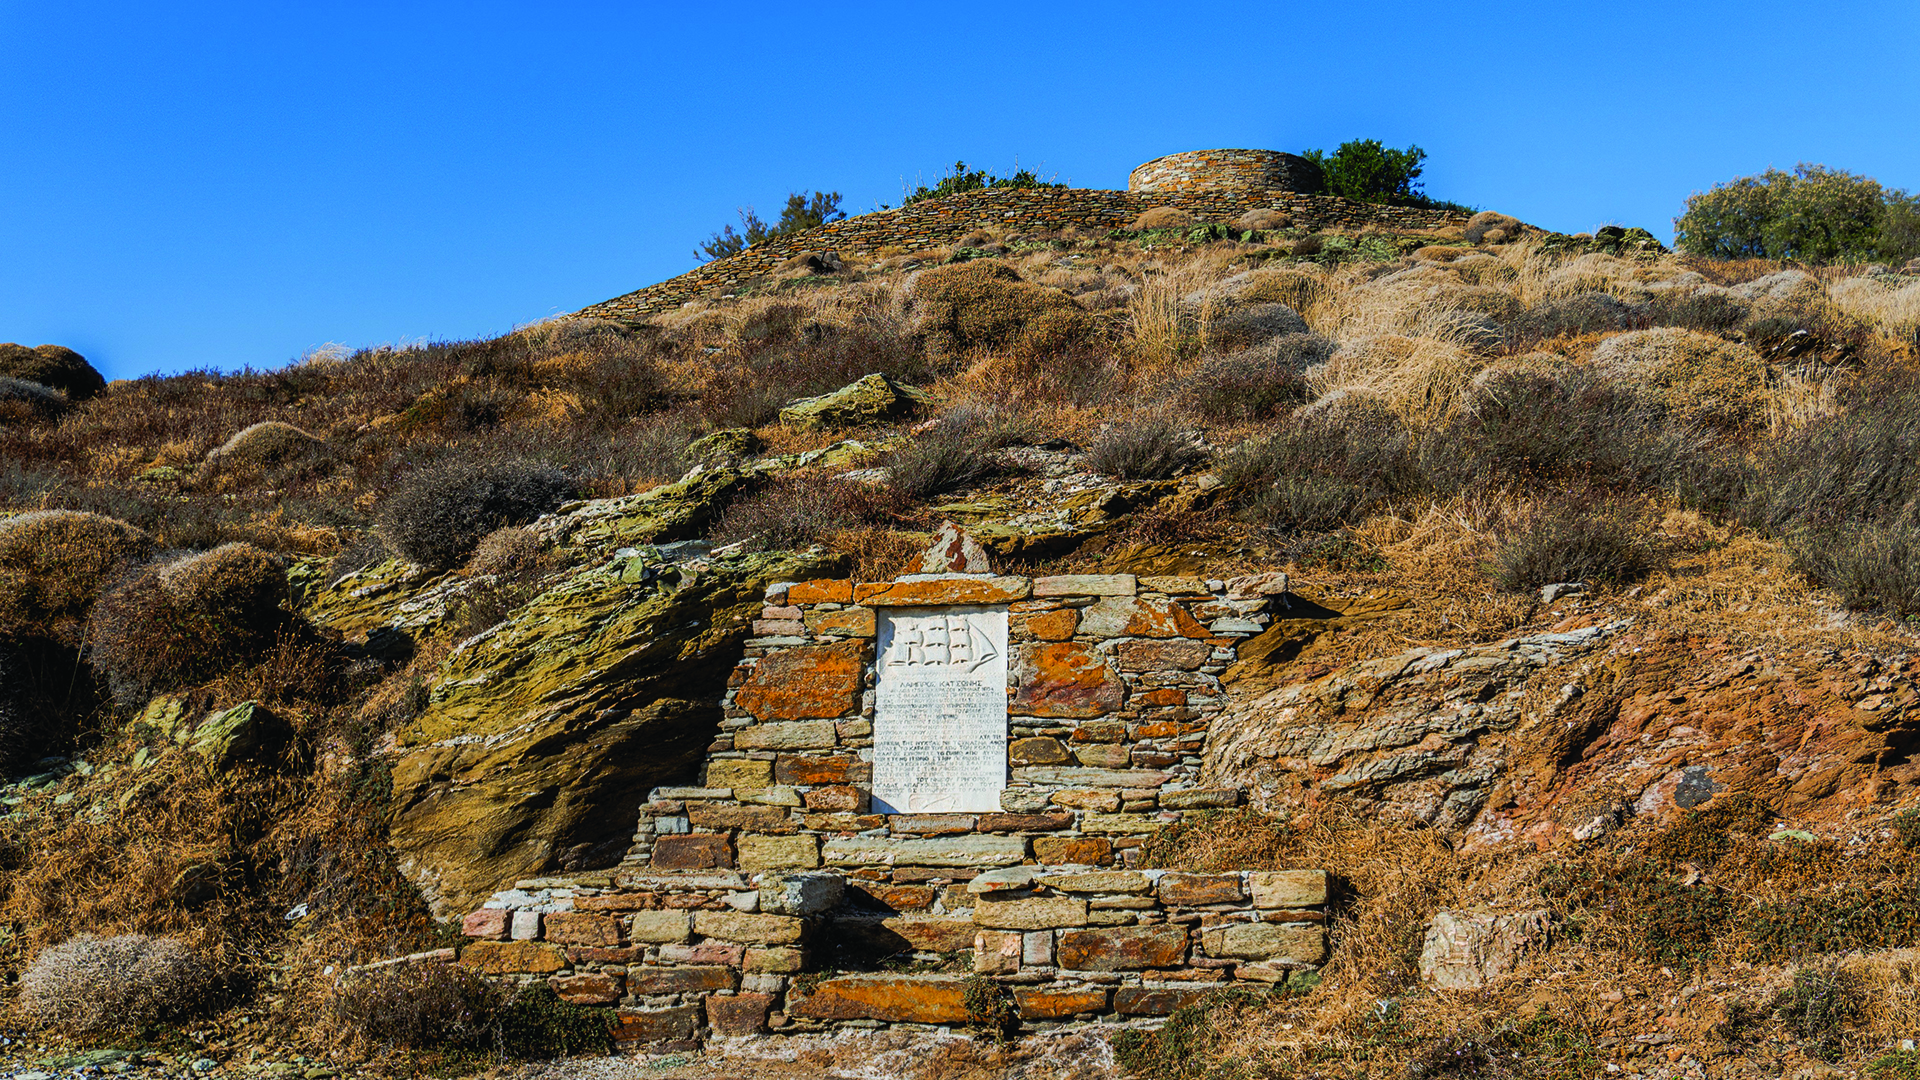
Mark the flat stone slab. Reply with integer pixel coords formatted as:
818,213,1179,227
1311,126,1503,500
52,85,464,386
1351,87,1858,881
786,974,971,1024
823,835,1028,868
855,576,1031,606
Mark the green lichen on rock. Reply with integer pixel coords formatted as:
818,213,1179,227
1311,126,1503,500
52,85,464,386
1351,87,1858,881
687,428,764,462
552,466,752,554
387,547,847,914
776,374,929,431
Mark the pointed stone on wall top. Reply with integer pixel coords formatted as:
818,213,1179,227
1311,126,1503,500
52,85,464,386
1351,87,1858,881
914,521,994,575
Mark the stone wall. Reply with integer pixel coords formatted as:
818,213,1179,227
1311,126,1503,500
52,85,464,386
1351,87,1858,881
446,571,1330,1048
1128,149,1324,195
572,185,1469,322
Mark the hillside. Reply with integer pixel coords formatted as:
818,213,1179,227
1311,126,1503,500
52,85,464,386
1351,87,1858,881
5,177,1920,1080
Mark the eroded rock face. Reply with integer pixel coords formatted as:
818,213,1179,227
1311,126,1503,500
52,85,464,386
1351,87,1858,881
388,548,843,915
1205,622,1627,830
1208,615,1920,845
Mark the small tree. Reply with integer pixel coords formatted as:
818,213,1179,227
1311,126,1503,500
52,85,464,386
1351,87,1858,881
1301,140,1471,211
696,190,845,262
1675,164,1920,264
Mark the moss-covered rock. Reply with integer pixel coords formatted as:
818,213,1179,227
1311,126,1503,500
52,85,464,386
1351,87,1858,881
547,466,752,554
387,547,846,915
776,374,929,432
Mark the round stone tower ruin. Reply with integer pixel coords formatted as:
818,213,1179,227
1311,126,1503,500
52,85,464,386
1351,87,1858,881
1127,148,1325,195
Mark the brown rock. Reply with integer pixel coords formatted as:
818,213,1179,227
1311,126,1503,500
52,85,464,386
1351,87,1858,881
541,912,624,947
1116,639,1213,672
1158,873,1246,906
693,911,805,944
1050,789,1121,812
707,992,775,1036
850,882,937,910
1032,574,1136,597
972,896,1088,930
658,941,743,965
1073,743,1132,769
743,946,805,972
460,940,566,974
855,577,1030,607
704,758,773,789
1135,689,1187,708
1017,608,1079,641
1115,986,1211,1015
1034,837,1111,864
627,966,737,994
802,785,868,812
737,834,820,872
461,908,509,940
787,975,971,1023
1160,788,1241,810
776,754,871,785
976,812,1074,832
733,721,839,751
1203,922,1326,963
651,834,734,870
1009,737,1071,765
889,814,976,836
687,803,793,831
1249,869,1328,908
836,916,978,953
805,607,876,637
628,910,694,943
611,1005,700,1045
1016,986,1112,1019
1058,925,1189,970
1078,595,1211,639
1071,720,1129,743
550,972,622,1004
787,579,853,604
974,929,1023,973
735,642,865,720
566,945,645,963
1012,642,1125,719
804,812,888,831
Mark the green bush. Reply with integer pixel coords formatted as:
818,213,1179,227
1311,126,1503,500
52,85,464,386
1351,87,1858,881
1085,417,1207,480
0,343,106,401
901,160,1064,206
376,458,574,569
1490,499,1664,592
1775,965,1862,1061
1675,164,1920,264
697,190,845,262
1302,139,1470,211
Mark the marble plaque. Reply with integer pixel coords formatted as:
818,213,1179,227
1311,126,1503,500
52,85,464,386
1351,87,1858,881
872,605,1009,814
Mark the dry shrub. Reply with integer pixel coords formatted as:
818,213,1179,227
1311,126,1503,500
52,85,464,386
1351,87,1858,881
1208,302,1308,350
1589,327,1770,433
1179,333,1334,421
0,343,105,401
19,933,215,1033
1508,291,1648,346
1220,394,1417,533
0,377,67,424
1129,261,1227,370
465,525,547,579
708,473,896,552
1648,285,1752,335
204,420,326,474
1464,210,1521,245
1234,207,1290,231
0,510,156,642
375,458,573,569
1131,206,1196,231
327,962,495,1053
902,262,1092,368
89,542,303,698
883,410,1031,503
1085,416,1207,480
1306,332,1483,430
1830,275,1920,344
1412,244,1475,262
1234,267,1328,314
1489,496,1666,592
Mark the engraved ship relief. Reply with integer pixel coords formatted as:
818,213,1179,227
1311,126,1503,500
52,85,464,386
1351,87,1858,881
882,613,1000,673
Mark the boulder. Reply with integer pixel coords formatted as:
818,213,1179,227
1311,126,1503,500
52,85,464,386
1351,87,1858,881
686,428,764,462
777,374,928,431
913,521,993,574
1418,909,1551,989
387,548,845,915
184,702,293,770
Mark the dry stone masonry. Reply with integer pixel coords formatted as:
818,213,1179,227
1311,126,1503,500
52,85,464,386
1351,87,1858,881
574,147,1470,321
1127,149,1325,195
454,565,1331,1048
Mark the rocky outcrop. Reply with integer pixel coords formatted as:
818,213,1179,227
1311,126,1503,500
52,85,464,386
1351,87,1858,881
776,374,928,431
1206,614,1920,845
388,547,845,915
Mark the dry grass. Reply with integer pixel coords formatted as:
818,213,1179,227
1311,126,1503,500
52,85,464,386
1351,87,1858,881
1831,275,1920,343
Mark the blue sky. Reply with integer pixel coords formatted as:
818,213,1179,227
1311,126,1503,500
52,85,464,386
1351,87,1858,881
3,1,1916,381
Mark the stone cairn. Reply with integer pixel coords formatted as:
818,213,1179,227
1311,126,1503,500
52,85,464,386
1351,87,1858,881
449,532,1327,1049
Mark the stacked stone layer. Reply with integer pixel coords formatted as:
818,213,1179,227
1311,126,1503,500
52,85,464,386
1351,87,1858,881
445,571,1326,1047
1127,149,1324,194
574,185,1467,321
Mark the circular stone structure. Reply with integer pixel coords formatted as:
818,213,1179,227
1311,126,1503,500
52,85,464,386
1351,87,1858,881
1128,149,1325,195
